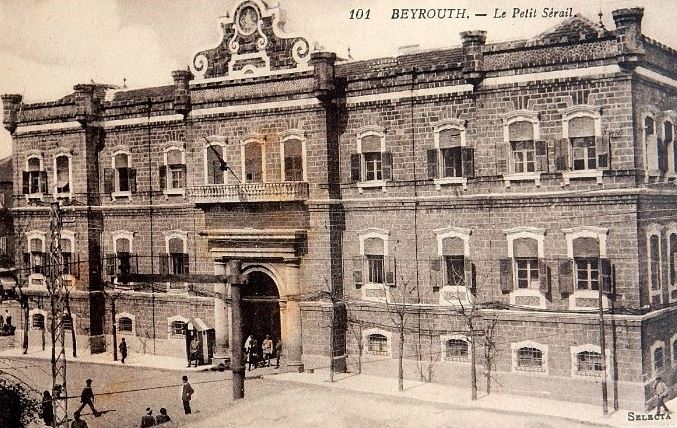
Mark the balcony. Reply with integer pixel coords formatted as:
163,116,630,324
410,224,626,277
189,182,309,204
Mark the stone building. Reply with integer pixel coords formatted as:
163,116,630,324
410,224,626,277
1,0,676,409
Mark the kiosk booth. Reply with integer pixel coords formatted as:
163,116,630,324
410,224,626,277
184,318,215,366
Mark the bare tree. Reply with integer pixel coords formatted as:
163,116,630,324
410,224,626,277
482,318,500,395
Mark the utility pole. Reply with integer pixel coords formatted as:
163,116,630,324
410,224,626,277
48,202,68,428
230,281,244,400
598,281,608,415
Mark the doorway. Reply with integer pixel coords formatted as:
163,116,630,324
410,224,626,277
241,270,281,346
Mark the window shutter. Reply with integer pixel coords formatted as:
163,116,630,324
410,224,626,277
499,257,513,292
596,134,610,170
430,258,441,289
352,256,363,288
105,253,116,277
646,134,659,171
23,252,30,268
129,254,138,275
128,168,137,193
461,147,474,178
22,172,29,194
600,258,613,294
40,171,48,194
159,165,167,190
538,259,549,294
658,137,669,173
385,255,396,287
496,142,509,175
554,138,570,172
159,253,169,275
180,165,187,188
535,140,548,173
183,253,190,275
382,152,393,181
350,154,361,182
464,257,475,292
103,168,114,194
427,150,439,180
559,259,574,294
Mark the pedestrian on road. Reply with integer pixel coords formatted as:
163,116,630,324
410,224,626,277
140,407,155,427
262,335,273,367
70,411,88,428
654,377,672,416
155,408,171,425
247,336,260,370
181,375,194,415
119,337,128,364
4,309,10,327
188,337,199,367
76,379,100,417
244,334,253,366
40,390,54,426
274,340,282,369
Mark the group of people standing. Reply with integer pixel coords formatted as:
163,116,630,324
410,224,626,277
244,334,281,370
0,309,14,336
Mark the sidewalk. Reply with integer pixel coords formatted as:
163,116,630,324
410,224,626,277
0,347,206,372
270,369,676,428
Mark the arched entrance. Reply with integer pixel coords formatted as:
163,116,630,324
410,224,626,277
241,270,281,344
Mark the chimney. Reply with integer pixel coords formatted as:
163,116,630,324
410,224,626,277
73,84,99,125
612,7,645,61
460,31,487,86
309,51,337,102
1,94,22,134
172,70,192,116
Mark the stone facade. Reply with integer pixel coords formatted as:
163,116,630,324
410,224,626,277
1,1,676,409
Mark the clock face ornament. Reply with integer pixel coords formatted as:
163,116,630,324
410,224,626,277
237,5,259,36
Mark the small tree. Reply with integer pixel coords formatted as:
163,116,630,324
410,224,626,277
0,375,40,428
482,318,500,395
346,308,364,374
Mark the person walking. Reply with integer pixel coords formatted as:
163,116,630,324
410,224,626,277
181,375,194,415
70,411,88,428
119,337,128,364
247,336,259,370
244,334,253,368
654,377,672,416
40,390,54,427
140,407,155,427
262,335,273,367
76,379,100,417
155,408,171,425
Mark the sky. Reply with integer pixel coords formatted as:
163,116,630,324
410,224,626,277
0,0,675,159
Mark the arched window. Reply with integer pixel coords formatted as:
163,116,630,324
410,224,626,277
664,120,674,174
516,347,544,371
509,120,538,174
31,313,45,330
576,350,603,376
513,237,539,289
118,317,133,333
445,338,469,361
569,116,597,171
60,235,74,276
573,237,600,291
115,237,132,276
244,141,263,183
164,236,189,276
654,345,665,376
364,237,385,284
160,147,186,192
206,143,226,185
282,139,304,182
23,156,46,196
55,154,71,194
114,152,131,192
367,334,388,356
645,115,659,172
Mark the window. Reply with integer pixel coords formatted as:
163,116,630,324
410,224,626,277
645,115,660,172
571,237,600,291
107,233,135,281
118,317,133,333
557,108,607,182
105,151,136,196
500,228,546,304
54,155,70,195
673,338,677,367
664,120,674,174
283,139,304,182
171,320,186,337
364,236,385,285
669,231,677,301
445,338,469,361
513,238,540,289
563,227,611,310
115,153,130,192
433,228,472,305
206,142,226,185
160,147,186,192
27,236,45,275
570,117,597,171
22,156,46,196
367,334,388,356
351,128,393,188
116,237,131,276
576,351,603,376
244,141,263,183
161,236,189,276
427,121,474,187
516,347,543,371
508,120,545,174
354,229,393,300
445,255,465,287
61,236,73,276
647,226,663,305
31,314,45,330
654,346,665,376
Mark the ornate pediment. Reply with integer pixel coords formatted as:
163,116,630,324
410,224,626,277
190,0,312,82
